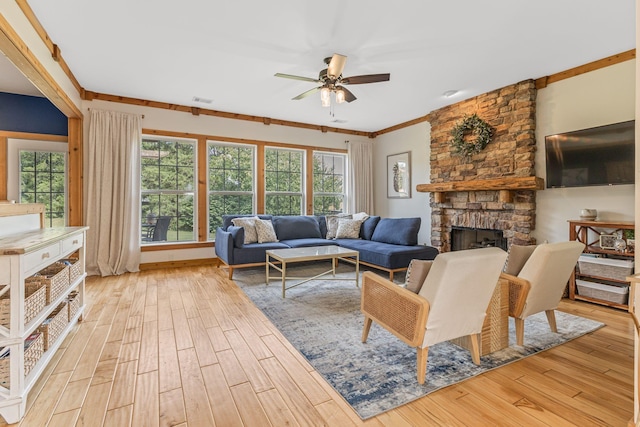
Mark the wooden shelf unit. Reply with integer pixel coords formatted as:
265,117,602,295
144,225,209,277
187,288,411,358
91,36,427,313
0,203,87,423
568,219,634,310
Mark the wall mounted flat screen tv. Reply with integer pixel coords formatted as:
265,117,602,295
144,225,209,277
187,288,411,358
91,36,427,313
545,120,635,188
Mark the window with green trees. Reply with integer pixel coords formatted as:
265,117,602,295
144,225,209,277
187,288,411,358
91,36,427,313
265,147,304,216
19,150,66,227
140,137,196,244
208,142,255,237
313,152,346,215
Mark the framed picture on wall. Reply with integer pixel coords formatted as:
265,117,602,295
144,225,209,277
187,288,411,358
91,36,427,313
387,151,411,199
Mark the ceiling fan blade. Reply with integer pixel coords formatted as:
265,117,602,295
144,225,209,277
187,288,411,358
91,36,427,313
292,86,321,100
341,73,390,85
340,86,357,103
327,54,347,78
275,73,321,84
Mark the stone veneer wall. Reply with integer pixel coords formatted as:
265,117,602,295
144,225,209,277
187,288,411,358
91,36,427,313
428,80,538,252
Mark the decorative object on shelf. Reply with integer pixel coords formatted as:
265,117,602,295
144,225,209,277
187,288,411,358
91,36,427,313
450,113,493,157
579,209,597,221
599,234,617,250
614,233,628,253
627,239,635,252
387,151,411,199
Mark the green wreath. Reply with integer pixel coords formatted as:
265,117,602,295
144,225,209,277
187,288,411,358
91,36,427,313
450,114,493,157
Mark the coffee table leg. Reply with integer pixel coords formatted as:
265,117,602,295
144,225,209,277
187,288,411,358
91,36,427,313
265,254,270,285
355,254,360,287
281,261,287,298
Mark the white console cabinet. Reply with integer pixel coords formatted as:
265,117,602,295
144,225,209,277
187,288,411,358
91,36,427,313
0,203,87,423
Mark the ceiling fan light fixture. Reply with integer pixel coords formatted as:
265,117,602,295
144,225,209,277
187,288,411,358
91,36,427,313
335,88,346,104
320,87,331,107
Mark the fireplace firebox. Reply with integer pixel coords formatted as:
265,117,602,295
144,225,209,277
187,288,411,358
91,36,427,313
451,227,508,252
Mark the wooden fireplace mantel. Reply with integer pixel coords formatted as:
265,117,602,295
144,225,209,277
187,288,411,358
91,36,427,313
416,176,544,203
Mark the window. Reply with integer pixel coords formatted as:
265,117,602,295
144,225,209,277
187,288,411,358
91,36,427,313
313,152,346,215
140,137,196,244
208,142,255,236
19,150,67,227
265,147,304,216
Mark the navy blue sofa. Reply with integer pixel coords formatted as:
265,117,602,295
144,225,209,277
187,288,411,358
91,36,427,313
215,214,439,280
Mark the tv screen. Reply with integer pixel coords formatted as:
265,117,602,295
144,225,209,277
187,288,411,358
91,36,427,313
545,120,635,188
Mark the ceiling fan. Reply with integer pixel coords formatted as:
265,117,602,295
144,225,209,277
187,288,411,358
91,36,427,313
275,53,390,107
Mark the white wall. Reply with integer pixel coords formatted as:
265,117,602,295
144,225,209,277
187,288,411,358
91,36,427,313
374,122,432,245
534,60,635,243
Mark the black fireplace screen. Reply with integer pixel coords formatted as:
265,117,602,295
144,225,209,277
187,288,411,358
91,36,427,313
451,227,508,251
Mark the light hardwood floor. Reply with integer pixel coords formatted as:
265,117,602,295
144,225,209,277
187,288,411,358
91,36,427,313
1,265,633,426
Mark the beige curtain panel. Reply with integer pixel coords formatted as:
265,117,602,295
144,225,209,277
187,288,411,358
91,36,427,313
86,109,142,276
348,140,375,214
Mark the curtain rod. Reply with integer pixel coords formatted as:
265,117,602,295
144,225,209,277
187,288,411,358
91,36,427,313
87,108,144,119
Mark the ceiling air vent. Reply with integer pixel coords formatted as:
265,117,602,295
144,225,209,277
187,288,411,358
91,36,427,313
192,96,213,104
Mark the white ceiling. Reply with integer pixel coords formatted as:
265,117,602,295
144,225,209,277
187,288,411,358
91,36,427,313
8,1,638,132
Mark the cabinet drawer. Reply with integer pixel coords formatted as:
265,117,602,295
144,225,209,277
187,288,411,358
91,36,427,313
62,233,83,255
24,243,61,276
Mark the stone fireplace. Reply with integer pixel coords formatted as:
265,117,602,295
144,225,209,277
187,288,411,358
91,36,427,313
417,80,539,252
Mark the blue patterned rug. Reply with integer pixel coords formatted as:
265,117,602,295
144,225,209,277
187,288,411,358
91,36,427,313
234,264,604,419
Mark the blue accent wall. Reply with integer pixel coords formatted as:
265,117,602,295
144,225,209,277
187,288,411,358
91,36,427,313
0,92,67,136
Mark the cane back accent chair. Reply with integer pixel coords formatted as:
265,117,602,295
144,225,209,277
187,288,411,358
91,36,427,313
360,247,507,384
500,241,585,346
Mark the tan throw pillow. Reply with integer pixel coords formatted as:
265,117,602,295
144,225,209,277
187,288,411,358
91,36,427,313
504,244,537,276
326,213,352,239
255,219,278,243
231,217,258,244
352,212,369,221
335,218,364,239
405,260,433,293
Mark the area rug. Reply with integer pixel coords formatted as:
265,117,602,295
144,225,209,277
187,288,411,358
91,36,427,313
234,264,605,419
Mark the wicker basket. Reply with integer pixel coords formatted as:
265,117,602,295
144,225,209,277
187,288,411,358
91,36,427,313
37,303,68,351
63,257,82,284
67,291,80,322
0,283,47,328
576,279,629,304
0,332,44,388
26,262,70,304
578,255,633,282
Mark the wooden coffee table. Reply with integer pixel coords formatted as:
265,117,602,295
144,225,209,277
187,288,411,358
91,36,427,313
266,246,359,298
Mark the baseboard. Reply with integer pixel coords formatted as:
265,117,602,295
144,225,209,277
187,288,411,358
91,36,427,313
139,257,220,271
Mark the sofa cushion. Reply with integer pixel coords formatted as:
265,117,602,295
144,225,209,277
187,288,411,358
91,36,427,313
360,216,381,240
222,214,272,230
255,219,278,243
234,242,289,264
231,216,259,244
280,238,338,248
371,217,421,246
335,218,364,239
326,213,352,239
315,215,327,239
227,225,245,248
272,216,322,240
334,238,438,269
